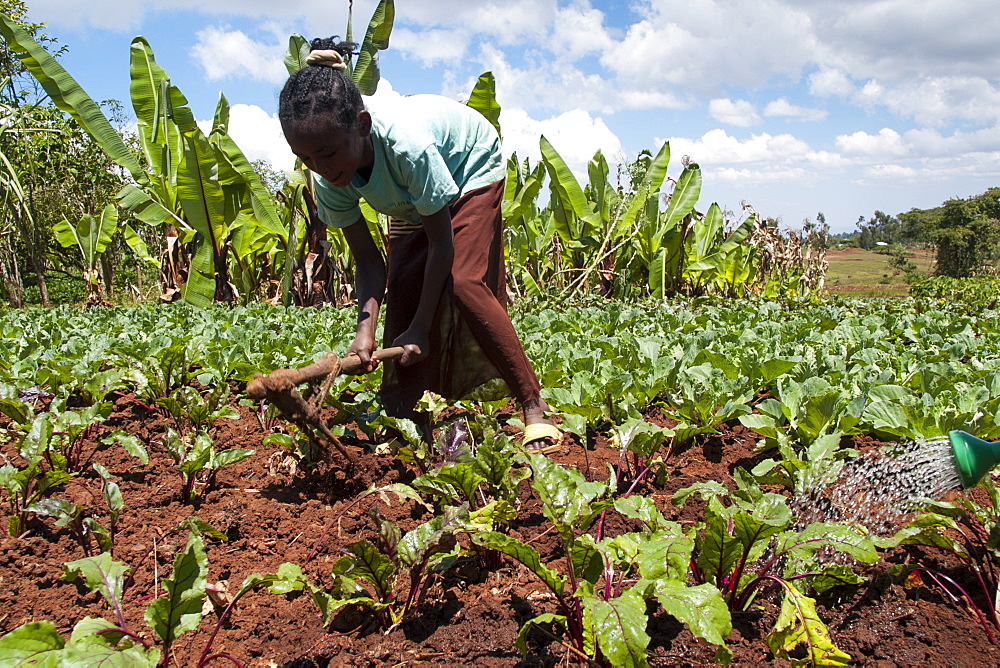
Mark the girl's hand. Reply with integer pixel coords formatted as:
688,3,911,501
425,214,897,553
392,328,430,366
347,333,379,374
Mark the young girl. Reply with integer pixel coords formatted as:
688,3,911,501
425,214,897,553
278,38,560,451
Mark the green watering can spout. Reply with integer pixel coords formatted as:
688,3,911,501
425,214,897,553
949,431,1000,488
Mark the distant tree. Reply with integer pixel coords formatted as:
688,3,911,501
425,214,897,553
898,205,944,244
0,2,61,306
0,1,56,103
855,210,905,249
801,212,829,251
933,188,1000,278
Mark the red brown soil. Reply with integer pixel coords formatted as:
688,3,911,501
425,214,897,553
2,389,998,667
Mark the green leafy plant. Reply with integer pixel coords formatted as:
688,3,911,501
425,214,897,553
53,203,120,304
118,337,192,403
24,496,112,556
474,454,729,666
0,618,161,666
885,476,1000,643
274,504,467,631
163,428,255,502
0,398,145,537
674,470,878,665
0,519,285,667
740,377,866,452
0,457,70,537
157,383,241,435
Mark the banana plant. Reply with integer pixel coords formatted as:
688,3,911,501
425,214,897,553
503,155,552,297
647,162,702,298
540,135,603,285
124,38,239,306
0,15,291,306
281,0,395,306
683,203,758,296
53,204,118,303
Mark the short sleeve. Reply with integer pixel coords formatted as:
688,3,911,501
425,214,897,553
404,147,460,216
313,174,363,228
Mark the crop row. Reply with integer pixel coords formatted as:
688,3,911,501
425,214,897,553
2,295,1000,665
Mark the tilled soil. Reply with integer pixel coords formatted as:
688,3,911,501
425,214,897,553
1,388,998,666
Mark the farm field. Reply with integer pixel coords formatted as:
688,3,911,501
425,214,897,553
3,295,1000,666
823,247,935,297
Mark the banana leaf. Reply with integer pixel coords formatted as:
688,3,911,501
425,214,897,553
467,71,501,137
352,0,394,95
0,14,148,186
53,204,119,280
176,127,229,306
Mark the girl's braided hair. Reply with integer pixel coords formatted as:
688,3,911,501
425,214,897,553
278,37,362,131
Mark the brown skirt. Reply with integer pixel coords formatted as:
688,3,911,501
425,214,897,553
379,180,541,419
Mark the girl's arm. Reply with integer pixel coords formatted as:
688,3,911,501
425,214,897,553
342,214,387,372
393,206,454,365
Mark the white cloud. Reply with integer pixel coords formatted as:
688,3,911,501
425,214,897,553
549,1,615,61
191,27,288,84
227,104,296,170
808,0,1000,82
763,98,827,122
665,128,811,166
808,68,855,98
855,75,1000,126
388,28,469,66
607,1,817,95
862,164,918,180
836,128,907,158
28,0,372,31
499,107,622,174
708,99,761,127
397,0,556,45
454,44,636,115
712,165,811,185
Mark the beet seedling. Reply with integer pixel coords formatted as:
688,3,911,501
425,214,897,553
471,454,730,667
270,504,468,631
24,496,111,556
163,428,254,503
674,469,878,665
156,383,241,436
0,519,285,667
1,456,70,536
886,476,1000,643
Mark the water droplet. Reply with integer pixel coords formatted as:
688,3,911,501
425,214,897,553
792,437,961,546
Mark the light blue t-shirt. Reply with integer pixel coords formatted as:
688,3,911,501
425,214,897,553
313,94,505,229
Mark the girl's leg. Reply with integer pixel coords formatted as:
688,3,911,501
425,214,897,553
448,182,557,442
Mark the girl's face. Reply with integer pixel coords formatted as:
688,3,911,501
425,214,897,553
285,110,374,187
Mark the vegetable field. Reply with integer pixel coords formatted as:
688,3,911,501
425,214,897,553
3,295,1000,666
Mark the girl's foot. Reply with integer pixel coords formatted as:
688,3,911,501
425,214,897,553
522,398,562,454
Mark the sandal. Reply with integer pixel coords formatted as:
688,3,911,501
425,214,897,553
522,422,563,454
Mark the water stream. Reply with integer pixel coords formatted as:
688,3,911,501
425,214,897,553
791,437,963,536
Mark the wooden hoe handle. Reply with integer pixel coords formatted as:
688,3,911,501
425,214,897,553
244,347,406,467
246,347,405,400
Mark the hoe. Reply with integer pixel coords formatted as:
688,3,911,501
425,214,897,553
246,347,404,465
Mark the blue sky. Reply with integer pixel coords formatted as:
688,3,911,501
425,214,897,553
21,0,1000,234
